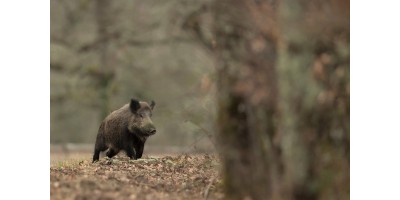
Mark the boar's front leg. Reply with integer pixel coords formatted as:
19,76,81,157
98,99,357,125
134,142,144,159
106,148,119,158
125,145,135,160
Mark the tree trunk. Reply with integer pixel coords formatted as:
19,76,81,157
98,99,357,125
213,1,284,199
278,0,350,199
209,0,349,199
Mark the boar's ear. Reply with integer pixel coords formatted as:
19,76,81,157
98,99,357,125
130,99,141,113
149,100,156,110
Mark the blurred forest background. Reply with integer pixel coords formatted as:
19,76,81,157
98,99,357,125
51,0,217,152
51,0,349,199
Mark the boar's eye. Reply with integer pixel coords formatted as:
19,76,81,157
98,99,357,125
138,113,144,118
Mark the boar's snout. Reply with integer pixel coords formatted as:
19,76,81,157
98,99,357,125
145,118,156,135
149,128,156,135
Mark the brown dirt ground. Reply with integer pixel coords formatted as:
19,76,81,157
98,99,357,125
50,153,224,200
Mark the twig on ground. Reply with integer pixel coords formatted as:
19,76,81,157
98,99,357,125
203,176,216,200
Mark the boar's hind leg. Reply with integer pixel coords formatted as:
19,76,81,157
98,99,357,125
106,148,119,158
93,150,101,163
93,137,107,163
93,151,101,163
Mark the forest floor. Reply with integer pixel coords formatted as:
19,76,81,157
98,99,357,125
50,152,224,200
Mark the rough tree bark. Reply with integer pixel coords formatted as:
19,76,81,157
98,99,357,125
203,0,349,199
212,1,284,199
278,0,350,199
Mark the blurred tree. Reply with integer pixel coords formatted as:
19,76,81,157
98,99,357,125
95,0,115,119
211,1,283,199
188,0,349,199
278,0,350,199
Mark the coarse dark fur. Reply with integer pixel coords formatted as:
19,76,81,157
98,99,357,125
92,99,156,162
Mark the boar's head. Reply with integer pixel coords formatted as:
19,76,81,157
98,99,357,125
128,99,156,137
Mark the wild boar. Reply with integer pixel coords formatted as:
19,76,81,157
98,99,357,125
92,99,156,162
